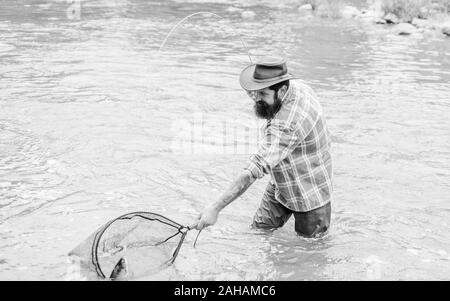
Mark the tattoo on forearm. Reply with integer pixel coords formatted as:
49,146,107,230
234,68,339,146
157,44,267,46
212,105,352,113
218,171,256,209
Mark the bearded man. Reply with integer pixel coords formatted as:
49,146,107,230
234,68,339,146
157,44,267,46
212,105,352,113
191,56,333,237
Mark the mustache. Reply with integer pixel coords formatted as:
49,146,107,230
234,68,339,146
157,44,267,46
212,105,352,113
254,100,274,119
255,101,269,108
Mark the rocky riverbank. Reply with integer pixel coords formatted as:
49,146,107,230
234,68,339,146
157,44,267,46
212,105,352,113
297,1,450,37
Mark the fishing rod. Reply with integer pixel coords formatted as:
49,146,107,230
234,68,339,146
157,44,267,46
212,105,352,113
155,12,252,249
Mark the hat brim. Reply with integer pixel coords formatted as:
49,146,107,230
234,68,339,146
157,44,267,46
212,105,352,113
239,64,298,91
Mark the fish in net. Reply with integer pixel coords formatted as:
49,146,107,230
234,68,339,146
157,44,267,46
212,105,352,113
69,212,200,280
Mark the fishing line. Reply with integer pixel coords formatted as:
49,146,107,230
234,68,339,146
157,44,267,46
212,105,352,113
158,11,253,64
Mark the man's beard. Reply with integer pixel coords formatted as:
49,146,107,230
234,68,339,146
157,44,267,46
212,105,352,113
253,95,282,120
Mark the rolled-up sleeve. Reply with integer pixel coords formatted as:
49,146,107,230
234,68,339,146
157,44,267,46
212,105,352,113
245,120,300,179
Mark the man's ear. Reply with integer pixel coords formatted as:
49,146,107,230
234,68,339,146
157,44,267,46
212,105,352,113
278,85,287,100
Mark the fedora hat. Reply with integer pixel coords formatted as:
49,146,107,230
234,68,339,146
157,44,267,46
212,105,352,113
239,56,297,91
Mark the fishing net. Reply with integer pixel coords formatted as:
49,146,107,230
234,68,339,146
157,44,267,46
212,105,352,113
69,212,193,279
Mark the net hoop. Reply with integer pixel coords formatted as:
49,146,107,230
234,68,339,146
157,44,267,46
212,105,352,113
91,211,189,279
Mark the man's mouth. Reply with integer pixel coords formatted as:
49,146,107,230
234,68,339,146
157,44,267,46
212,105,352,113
256,101,268,107
254,101,272,119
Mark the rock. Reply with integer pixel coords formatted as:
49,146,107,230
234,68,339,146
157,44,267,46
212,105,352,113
412,18,434,29
241,10,256,19
341,5,361,18
375,18,387,24
431,2,442,10
442,23,450,36
315,4,342,19
317,8,333,18
393,23,418,35
226,6,243,13
429,3,444,16
356,10,375,23
298,3,313,12
384,13,399,24
418,7,429,19
360,10,375,18
298,3,313,16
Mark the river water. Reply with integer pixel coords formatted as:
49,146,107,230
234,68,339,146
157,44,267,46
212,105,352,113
0,0,449,280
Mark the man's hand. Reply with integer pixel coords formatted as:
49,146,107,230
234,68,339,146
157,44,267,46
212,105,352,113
190,204,220,230
189,169,256,231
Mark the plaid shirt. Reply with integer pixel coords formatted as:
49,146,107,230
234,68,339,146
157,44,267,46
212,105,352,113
246,80,333,212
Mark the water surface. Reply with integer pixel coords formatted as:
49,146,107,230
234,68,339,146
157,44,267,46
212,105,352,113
0,0,449,280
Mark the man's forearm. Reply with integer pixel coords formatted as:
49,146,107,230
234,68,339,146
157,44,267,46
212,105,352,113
214,169,256,211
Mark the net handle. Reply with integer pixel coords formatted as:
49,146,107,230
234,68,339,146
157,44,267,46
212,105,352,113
187,228,202,249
